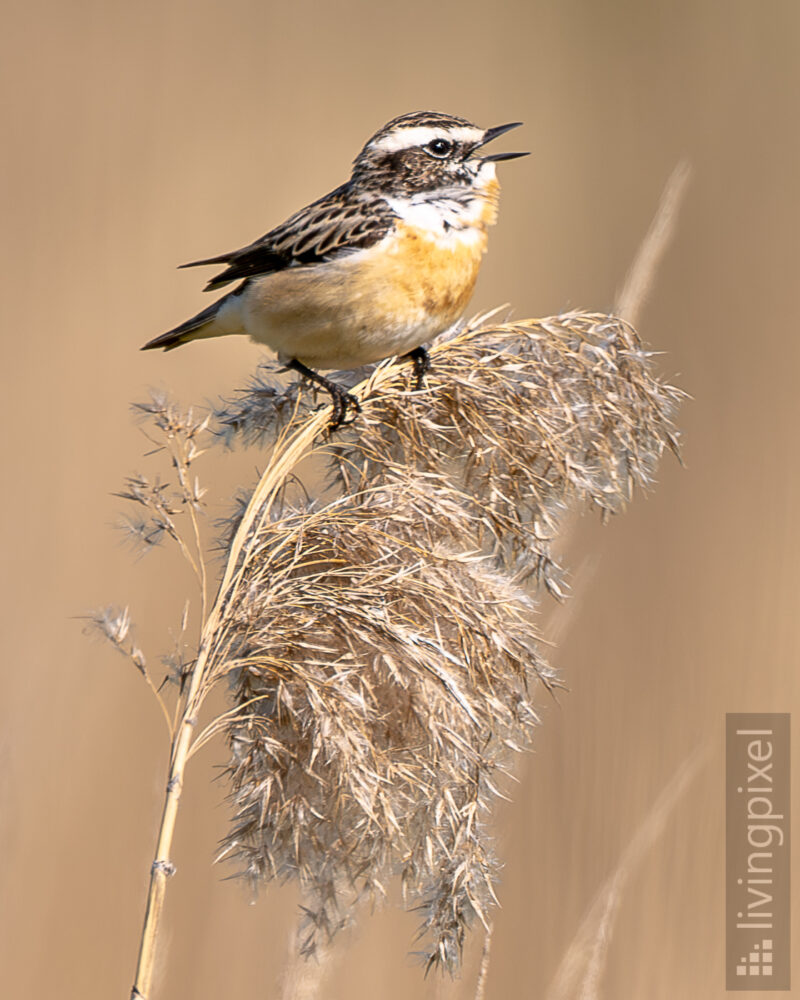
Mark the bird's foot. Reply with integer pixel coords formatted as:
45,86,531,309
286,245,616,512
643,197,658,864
285,359,361,431
327,383,361,430
404,346,431,391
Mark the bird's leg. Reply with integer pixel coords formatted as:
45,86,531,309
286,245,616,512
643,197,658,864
404,346,431,390
285,359,361,429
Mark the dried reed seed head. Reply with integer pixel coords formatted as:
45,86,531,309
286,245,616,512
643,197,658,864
216,312,681,596
83,605,148,676
337,314,679,512
215,372,304,449
208,313,681,970
103,314,679,970
86,604,132,646
216,474,551,968
131,393,210,441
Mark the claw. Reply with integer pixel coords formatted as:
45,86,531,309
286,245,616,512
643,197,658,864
328,384,361,430
286,358,361,431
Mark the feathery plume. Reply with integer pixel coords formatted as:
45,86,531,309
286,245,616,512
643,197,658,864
95,308,681,996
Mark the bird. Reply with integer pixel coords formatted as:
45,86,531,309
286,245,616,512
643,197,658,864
142,111,528,427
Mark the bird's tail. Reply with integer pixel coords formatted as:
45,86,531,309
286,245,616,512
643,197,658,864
141,287,244,352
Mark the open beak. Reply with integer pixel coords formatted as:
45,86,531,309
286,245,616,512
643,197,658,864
475,121,529,163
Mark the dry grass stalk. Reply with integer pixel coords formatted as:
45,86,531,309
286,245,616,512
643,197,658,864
615,160,691,326
545,749,708,1000
93,308,681,996
473,923,494,1000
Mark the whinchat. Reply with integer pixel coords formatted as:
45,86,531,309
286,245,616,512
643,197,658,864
143,111,528,426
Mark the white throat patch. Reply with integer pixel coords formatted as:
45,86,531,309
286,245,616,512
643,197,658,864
384,160,498,237
384,193,485,244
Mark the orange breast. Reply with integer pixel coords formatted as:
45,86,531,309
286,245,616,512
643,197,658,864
382,178,500,329
357,216,490,335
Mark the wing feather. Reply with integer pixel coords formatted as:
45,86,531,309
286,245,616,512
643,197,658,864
180,184,397,291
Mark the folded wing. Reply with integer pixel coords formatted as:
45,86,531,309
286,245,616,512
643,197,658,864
180,183,397,291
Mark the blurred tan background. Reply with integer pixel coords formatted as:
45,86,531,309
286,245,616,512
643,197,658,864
1,0,798,996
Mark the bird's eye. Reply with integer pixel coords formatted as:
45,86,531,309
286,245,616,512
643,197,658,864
424,138,454,159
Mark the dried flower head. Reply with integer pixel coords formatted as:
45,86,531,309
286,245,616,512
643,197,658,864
206,312,682,969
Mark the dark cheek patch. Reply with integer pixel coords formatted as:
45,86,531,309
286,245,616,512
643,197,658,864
369,148,465,196
401,151,450,193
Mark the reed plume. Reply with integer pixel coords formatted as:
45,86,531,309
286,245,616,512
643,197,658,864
211,312,680,970
93,306,681,997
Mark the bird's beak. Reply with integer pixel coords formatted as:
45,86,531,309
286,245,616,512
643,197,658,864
474,121,529,163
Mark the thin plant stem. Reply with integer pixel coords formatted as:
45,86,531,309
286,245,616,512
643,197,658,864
142,672,175,739
130,644,213,997
172,437,209,625
615,160,691,326
545,748,708,1000
474,923,494,1000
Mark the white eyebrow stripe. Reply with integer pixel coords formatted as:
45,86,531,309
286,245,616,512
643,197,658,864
369,125,484,153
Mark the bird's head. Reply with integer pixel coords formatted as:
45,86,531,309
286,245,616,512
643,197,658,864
351,111,528,196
